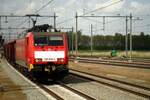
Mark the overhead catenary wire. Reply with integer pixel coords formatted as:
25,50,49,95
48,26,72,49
134,24,150,28
134,14,150,17
35,0,54,13
82,0,123,16
56,18,74,25
81,17,103,23
16,18,29,28
106,18,122,24
56,0,123,26
16,0,54,28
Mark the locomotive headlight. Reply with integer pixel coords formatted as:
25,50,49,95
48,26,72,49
35,58,42,62
57,58,64,62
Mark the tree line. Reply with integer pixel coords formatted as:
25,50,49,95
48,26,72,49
67,32,150,51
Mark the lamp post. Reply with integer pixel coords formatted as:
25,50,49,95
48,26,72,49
91,24,93,56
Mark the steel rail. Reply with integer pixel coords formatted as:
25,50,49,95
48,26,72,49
12,61,94,100
56,81,96,100
69,57,150,69
3,59,63,100
37,84,64,100
10,63,63,100
70,56,150,63
5,58,94,100
69,69,150,99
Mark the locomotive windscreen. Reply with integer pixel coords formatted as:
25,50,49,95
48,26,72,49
48,36,63,46
34,36,48,46
34,35,63,46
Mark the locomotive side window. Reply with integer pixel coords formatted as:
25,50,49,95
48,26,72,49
49,35,63,46
34,36,48,46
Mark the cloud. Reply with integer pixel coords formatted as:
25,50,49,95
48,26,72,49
129,1,150,14
65,0,76,7
16,1,39,15
94,0,125,13
54,7,66,17
129,1,142,12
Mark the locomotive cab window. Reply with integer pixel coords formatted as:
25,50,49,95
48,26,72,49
34,36,48,46
49,35,63,46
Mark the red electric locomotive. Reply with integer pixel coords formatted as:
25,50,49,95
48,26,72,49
4,25,69,80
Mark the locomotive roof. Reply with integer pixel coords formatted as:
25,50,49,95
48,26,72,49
32,32,65,36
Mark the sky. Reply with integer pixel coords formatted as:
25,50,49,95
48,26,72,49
0,0,150,39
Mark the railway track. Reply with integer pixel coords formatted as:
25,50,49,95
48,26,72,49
56,81,96,100
18,68,96,99
39,81,96,100
69,69,150,99
7,60,95,100
37,84,64,100
70,55,150,63
36,57,150,99
6,60,96,100
69,57,150,69
4,58,150,99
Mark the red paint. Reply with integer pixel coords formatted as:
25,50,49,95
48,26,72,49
4,32,68,69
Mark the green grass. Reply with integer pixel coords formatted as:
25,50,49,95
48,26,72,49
69,50,150,59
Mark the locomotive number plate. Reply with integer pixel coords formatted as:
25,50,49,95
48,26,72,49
43,58,57,61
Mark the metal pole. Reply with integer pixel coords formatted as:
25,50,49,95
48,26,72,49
9,29,10,42
29,16,30,28
129,13,132,61
54,12,56,29
72,27,74,55
91,24,93,56
125,16,128,58
0,17,1,30
75,12,78,59
103,16,105,34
